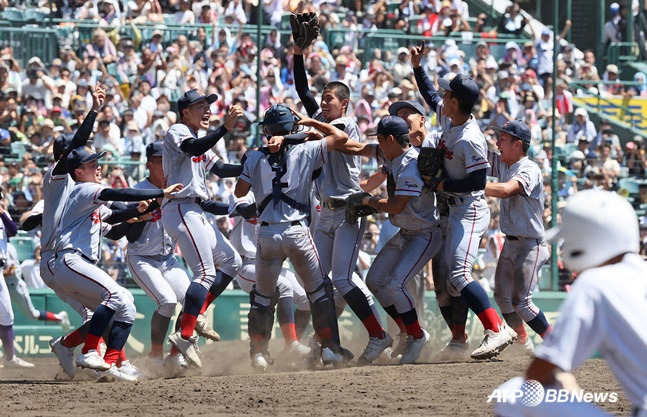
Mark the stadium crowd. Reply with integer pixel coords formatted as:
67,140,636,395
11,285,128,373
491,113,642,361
1,0,647,290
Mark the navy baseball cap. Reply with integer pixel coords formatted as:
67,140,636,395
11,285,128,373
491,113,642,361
177,89,218,117
258,104,296,136
66,146,106,172
388,100,426,117
146,140,163,158
53,132,75,161
492,120,532,143
437,73,480,111
370,116,409,137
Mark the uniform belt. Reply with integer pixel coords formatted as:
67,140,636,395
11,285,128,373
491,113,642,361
326,198,347,210
506,235,519,240
447,196,464,206
58,249,95,264
241,255,255,262
260,220,302,227
194,197,204,205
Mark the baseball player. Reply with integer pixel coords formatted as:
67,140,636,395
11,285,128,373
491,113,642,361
411,44,516,359
339,116,442,364
21,86,105,377
235,104,348,370
495,190,647,417
486,121,551,358
292,14,389,363
387,99,470,360
229,191,311,357
49,146,182,380
0,201,34,368
162,89,243,368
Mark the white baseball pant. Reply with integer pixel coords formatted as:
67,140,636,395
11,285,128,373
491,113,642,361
162,200,242,290
127,254,191,318
236,259,310,311
0,270,13,326
366,228,442,314
40,251,92,323
49,252,136,324
445,197,490,297
5,275,40,320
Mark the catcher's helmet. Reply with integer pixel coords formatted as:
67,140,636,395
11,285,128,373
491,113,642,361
546,190,639,272
259,104,298,136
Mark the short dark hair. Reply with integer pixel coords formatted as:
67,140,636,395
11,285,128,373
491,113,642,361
510,136,530,154
394,132,410,146
323,81,350,103
449,91,474,114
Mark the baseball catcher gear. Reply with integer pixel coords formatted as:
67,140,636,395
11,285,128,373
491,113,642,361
417,147,445,191
345,192,377,225
290,12,320,50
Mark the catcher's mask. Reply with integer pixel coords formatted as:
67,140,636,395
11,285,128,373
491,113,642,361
259,104,300,137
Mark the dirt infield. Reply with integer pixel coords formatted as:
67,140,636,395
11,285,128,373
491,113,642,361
0,341,631,417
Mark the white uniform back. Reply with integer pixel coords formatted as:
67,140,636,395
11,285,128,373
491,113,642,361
313,111,363,200
53,182,112,262
162,123,220,201
435,102,490,198
240,140,327,224
41,165,75,253
534,253,647,410
127,179,174,257
374,144,440,231
0,212,7,259
488,153,545,239
228,193,259,259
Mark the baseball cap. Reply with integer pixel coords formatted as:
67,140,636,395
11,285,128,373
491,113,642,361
258,104,296,136
396,47,409,55
66,146,106,172
574,107,587,117
610,2,620,13
0,129,9,142
606,64,619,74
177,89,218,118
146,141,163,158
541,28,552,37
388,100,425,116
370,116,409,137
437,74,480,111
492,120,532,143
476,40,488,49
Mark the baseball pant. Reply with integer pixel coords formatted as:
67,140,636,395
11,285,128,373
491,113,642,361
127,254,191,318
50,253,136,324
40,251,92,323
162,201,242,290
366,228,442,314
493,238,550,322
314,207,372,301
0,270,13,326
432,215,451,308
445,197,490,297
494,377,614,417
5,275,40,320
236,259,310,311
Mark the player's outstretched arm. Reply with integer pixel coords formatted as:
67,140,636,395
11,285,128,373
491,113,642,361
439,169,487,193
53,85,106,176
0,207,18,237
199,199,230,215
293,51,320,117
485,178,523,198
21,213,42,231
99,183,182,203
411,43,442,114
104,222,131,240
360,168,387,192
297,116,348,150
180,106,243,157
210,159,243,178
334,139,375,158
363,194,412,215
234,179,252,198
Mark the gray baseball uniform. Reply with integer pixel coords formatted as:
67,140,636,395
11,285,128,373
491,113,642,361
39,165,93,322
0,216,13,327
365,145,442,314
49,182,135,324
488,153,549,322
127,179,191,318
162,124,242,290
229,193,309,311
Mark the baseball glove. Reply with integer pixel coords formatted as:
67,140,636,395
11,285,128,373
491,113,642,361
345,191,378,225
290,12,320,50
417,147,446,191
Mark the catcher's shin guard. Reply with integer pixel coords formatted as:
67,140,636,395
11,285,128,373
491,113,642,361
248,286,278,356
307,278,341,349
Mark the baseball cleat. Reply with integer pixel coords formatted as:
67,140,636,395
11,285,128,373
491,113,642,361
305,335,322,369
165,353,190,378
251,353,270,372
76,349,110,371
357,332,393,366
283,340,311,357
118,360,146,381
498,338,534,359
145,356,166,379
470,324,517,360
321,347,346,367
50,337,76,378
195,313,221,341
58,311,71,332
399,329,430,364
97,364,137,382
432,336,471,362
4,356,35,369
390,332,407,358
168,331,202,368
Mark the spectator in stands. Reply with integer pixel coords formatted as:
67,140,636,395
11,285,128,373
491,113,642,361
567,108,597,144
601,64,624,96
626,136,647,178
495,2,529,36
632,72,647,97
439,5,471,35
174,0,196,24
604,2,623,47
84,29,118,66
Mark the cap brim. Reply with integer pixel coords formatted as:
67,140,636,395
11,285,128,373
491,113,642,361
438,78,452,91
83,150,106,164
388,101,423,116
545,226,562,243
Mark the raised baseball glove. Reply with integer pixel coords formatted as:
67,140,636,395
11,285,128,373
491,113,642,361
417,147,446,191
345,191,378,225
290,12,320,50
